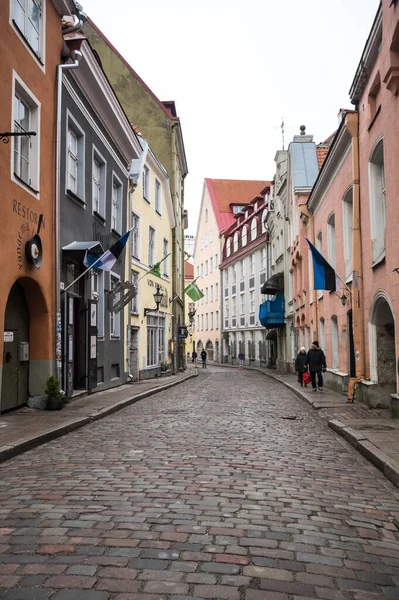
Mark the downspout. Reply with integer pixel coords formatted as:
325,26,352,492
55,48,82,381
299,203,318,340
346,111,365,399
171,124,178,374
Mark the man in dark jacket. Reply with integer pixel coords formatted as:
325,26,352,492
295,346,308,387
200,349,207,368
306,341,327,392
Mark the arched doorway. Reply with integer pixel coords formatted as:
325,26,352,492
205,340,214,361
369,294,396,404
2,282,29,411
196,340,203,352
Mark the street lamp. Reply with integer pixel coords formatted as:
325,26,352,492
340,293,348,307
188,307,196,325
144,283,164,316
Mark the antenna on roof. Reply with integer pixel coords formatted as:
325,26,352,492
281,118,285,150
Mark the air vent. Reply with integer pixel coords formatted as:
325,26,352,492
249,277,255,289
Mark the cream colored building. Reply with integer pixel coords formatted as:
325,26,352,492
124,139,175,379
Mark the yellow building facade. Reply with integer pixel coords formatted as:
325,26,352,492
124,141,175,379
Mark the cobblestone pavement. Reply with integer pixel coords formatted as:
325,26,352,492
0,366,399,600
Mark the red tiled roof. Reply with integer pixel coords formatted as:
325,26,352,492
86,18,179,122
184,261,194,279
316,146,329,170
205,178,271,234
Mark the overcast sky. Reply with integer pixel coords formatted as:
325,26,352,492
81,0,379,234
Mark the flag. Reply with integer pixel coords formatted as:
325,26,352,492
84,230,130,271
184,279,204,302
149,253,171,278
306,238,340,292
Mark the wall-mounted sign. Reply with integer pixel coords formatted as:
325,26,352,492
4,331,14,343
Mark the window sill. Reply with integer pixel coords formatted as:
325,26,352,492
93,211,106,225
372,253,386,269
131,311,139,316
12,20,44,66
111,229,121,239
143,196,150,204
156,210,162,216
110,335,120,340
13,173,39,195
66,189,85,206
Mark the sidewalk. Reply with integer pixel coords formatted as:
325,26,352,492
214,362,399,490
0,366,198,464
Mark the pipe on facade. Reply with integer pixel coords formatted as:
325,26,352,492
346,111,365,397
55,50,83,380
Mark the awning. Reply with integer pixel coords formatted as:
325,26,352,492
261,272,284,295
266,329,277,340
62,241,104,262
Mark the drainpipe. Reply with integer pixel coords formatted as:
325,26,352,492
299,203,318,340
55,49,83,381
346,111,365,399
171,124,178,374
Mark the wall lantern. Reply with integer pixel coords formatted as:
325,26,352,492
188,307,197,325
144,283,163,316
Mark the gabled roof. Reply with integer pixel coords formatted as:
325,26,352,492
205,178,271,234
316,145,330,170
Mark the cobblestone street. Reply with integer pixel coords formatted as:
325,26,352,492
0,366,399,600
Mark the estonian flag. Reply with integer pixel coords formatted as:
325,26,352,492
306,238,340,292
84,230,130,272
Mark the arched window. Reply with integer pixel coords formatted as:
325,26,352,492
226,238,231,258
331,315,339,369
242,226,247,247
251,218,257,241
327,213,336,269
342,188,353,280
233,232,239,252
369,138,386,264
262,209,268,233
319,317,325,351
205,208,208,222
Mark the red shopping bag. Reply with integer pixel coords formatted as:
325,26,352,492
303,372,311,385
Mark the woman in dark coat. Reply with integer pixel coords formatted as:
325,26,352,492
295,346,308,387
306,341,327,391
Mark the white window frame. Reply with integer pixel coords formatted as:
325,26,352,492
111,171,123,234
10,0,46,70
155,179,161,214
210,257,213,273
205,260,208,276
163,239,169,276
109,273,121,339
327,213,336,270
91,270,104,337
92,146,107,219
251,218,257,241
369,137,386,265
148,226,156,267
226,238,231,257
143,164,150,202
210,285,213,302
215,310,219,329
66,110,85,203
131,211,140,260
242,226,248,247
11,72,40,197
215,283,219,300
233,232,239,252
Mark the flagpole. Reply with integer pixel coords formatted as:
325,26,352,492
62,226,134,294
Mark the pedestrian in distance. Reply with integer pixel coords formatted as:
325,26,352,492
307,341,327,392
238,352,245,368
295,346,308,387
192,351,198,364
200,349,207,368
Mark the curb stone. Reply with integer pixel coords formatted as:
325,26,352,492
0,371,198,465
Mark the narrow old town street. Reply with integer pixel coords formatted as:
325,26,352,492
0,367,399,600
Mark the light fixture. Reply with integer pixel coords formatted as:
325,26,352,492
188,307,197,325
340,293,348,307
144,283,164,316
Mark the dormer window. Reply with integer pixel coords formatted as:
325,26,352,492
233,232,239,252
226,238,231,257
242,226,247,247
251,218,257,241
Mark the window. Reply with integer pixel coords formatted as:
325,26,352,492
226,238,231,257
233,205,242,214
210,285,214,302
327,213,336,269
155,179,161,213
201,315,204,330
147,314,165,367
240,293,245,314
111,174,123,233
241,259,245,280
319,318,325,352
201,263,203,277
242,226,247,247
210,312,214,329
205,287,208,303
331,315,338,369
205,208,208,222
92,148,106,218
206,313,209,330
369,138,386,264
250,254,255,275
148,226,155,266
215,310,219,329
66,113,84,201
143,165,150,201
215,283,219,300
262,209,268,233
250,291,255,313
225,270,229,285
251,218,257,240
210,257,213,273
131,270,139,313
12,75,40,193
12,0,44,61
91,270,104,337
233,232,239,252
163,239,169,275
110,274,120,338
205,260,208,275
343,188,353,280
131,213,140,259
232,264,237,283
261,247,266,270
196,266,199,278
215,254,218,267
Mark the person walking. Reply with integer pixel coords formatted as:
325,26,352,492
192,351,198,364
307,341,327,392
238,352,245,368
295,346,308,387
200,349,207,368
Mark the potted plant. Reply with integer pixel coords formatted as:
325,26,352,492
44,375,65,411
160,362,167,372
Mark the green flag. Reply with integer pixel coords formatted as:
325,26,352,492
150,253,171,278
184,280,204,302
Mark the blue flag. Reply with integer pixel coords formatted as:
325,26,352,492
306,238,340,292
84,230,130,271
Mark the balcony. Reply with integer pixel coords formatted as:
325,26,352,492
259,293,285,329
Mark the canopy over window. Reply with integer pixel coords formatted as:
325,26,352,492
261,272,284,295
